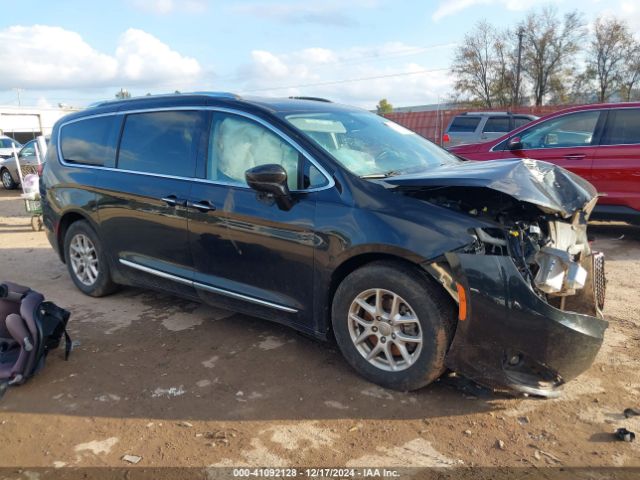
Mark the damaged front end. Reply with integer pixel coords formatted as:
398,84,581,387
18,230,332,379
387,159,608,397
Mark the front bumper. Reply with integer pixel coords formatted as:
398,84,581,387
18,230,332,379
443,253,608,397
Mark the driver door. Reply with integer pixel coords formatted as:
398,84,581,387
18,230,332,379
506,110,605,182
187,111,329,326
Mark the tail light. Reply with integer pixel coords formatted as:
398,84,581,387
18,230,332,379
442,133,450,143
37,164,44,176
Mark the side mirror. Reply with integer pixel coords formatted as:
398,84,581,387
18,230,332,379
245,164,294,210
507,137,523,151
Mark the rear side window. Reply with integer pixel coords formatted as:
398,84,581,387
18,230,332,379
448,116,481,133
118,111,207,177
602,109,640,145
483,117,510,133
513,116,533,129
60,116,120,167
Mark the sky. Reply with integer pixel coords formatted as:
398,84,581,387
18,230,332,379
0,0,638,110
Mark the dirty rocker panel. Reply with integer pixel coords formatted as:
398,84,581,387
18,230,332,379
118,258,298,313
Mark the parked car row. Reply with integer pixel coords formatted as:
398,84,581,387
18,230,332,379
448,103,640,223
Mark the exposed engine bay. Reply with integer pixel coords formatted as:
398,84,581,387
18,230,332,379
380,158,608,396
410,185,605,318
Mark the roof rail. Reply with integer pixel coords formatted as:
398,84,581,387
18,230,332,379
89,91,241,108
288,96,332,103
189,91,241,100
463,111,509,115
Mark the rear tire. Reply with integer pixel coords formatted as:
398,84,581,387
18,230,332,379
64,221,119,297
1,169,17,190
332,261,455,391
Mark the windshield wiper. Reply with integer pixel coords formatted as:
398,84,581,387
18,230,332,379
360,170,402,179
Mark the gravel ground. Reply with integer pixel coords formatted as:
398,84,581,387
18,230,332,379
0,187,639,475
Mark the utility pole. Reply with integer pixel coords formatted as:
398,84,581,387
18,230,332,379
13,88,23,106
514,28,524,107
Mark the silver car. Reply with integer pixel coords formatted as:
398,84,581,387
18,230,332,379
0,136,22,158
0,140,41,190
443,112,537,148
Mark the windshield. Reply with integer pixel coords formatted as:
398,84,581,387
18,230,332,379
281,110,460,177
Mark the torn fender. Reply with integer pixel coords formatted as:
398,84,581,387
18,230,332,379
442,252,607,397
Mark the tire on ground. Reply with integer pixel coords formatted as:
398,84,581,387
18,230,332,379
64,220,119,297
332,260,456,391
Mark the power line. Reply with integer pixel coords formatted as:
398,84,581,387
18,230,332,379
240,67,450,93
215,42,457,84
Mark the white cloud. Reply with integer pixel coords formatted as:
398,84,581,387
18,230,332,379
130,0,208,15
0,25,202,90
232,43,454,108
619,0,640,32
432,0,562,21
115,28,201,85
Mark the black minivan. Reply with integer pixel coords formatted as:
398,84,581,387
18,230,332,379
41,93,607,396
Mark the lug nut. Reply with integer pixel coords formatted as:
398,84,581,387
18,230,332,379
381,337,386,343
376,316,381,321
391,334,396,339
372,326,378,332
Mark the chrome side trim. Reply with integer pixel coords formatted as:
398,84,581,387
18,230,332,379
119,259,192,286
193,281,298,313
118,258,298,313
57,106,335,193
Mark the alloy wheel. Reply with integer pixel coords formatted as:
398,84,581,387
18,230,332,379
1,170,13,189
347,288,423,372
69,233,99,286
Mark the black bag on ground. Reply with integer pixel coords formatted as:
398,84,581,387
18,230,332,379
0,281,71,397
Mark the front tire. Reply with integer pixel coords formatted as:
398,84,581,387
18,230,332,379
332,261,455,391
64,221,119,297
1,169,17,190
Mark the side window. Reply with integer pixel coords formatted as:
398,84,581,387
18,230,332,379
20,142,36,157
519,111,600,149
207,113,328,190
448,116,481,133
483,117,510,133
602,109,640,145
513,116,533,129
118,111,206,177
60,116,120,167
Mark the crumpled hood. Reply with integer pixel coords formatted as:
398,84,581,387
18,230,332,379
381,158,598,218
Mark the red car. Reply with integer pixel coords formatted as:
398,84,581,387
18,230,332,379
449,103,640,223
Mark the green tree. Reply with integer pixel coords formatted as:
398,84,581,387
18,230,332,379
376,98,393,114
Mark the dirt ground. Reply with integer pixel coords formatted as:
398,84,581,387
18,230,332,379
0,187,639,475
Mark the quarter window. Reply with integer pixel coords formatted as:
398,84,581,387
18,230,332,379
118,111,206,177
602,109,640,145
518,111,600,149
207,113,327,190
448,116,481,133
61,116,120,167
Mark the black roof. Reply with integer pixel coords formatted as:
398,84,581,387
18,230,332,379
61,92,361,124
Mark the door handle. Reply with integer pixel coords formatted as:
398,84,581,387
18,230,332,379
563,153,586,160
161,195,186,207
187,200,216,212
